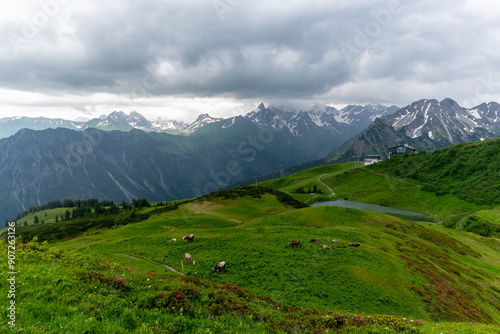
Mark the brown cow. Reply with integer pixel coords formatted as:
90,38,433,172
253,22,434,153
309,239,321,243
185,253,195,264
348,243,361,247
332,239,340,243
322,245,332,250
182,234,195,242
288,240,301,248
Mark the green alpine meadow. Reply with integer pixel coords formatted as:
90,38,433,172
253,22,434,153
1,138,499,333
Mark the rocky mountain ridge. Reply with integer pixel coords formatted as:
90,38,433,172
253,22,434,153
324,98,500,163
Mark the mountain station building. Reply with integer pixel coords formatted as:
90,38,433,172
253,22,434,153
388,144,416,158
364,155,382,166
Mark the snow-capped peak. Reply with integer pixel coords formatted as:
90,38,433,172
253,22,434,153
182,114,223,134
382,98,499,143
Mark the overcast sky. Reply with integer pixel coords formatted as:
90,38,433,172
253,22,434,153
1,0,500,122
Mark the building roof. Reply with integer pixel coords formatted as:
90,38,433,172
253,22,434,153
388,144,416,150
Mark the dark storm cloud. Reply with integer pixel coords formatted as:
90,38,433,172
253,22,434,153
0,1,376,96
1,0,500,110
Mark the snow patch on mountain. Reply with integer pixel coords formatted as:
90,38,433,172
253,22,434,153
468,108,482,119
411,101,432,138
333,109,353,124
309,114,325,127
222,117,237,129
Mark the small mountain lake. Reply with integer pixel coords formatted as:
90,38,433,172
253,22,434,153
311,200,432,222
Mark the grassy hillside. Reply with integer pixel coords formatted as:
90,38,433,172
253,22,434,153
363,138,500,236
4,186,500,333
260,162,357,203
324,168,489,222
260,160,489,225
5,238,499,334
262,139,500,237
15,207,69,225
369,138,500,205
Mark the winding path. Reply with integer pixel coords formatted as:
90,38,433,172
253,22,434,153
116,253,184,275
318,174,335,197
458,214,474,231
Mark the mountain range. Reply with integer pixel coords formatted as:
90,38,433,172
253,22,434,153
0,111,188,139
2,98,500,222
187,103,400,161
323,98,500,163
0,103,398,223
230,98,500,186
0,103,397,140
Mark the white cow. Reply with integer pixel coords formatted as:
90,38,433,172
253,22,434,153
212,261,226,272
185,253,195,264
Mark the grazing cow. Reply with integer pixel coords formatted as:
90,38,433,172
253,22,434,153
322,245,332,250
348,243,361,247
288,240,301,248
168,238,176,243
332,239,340,243
185,253,195,264
212,261,226,272
182,234,195,242
309,239,321,243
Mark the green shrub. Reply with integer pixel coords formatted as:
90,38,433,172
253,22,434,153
462,216,500,237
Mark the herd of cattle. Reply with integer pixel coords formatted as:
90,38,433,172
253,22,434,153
170,234,225,273
171,233,361,274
